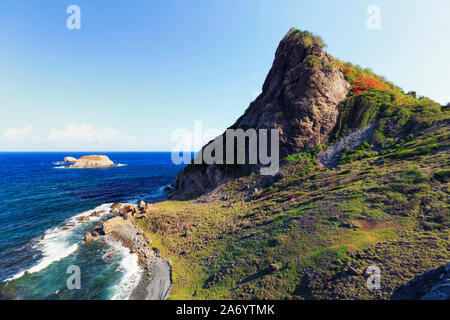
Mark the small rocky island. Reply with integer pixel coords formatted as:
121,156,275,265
64,155,119,168
63,157,77,163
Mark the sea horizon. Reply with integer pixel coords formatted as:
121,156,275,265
0,152,181,299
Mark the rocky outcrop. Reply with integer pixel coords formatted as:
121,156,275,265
138,200,146,209
63,157,77,163
70,155,116,168
84,233,94,243
318,121,377,168
169,28,350,199
120,204,138,216
231,28,350,156
111,202,123,210
102,216,127,234
391,262,450,300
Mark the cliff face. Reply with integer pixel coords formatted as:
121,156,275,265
169,28,350,199
232,28,350,156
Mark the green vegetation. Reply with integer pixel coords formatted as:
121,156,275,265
304,54,322,69
332,61,443,150
133,40,448,300
290,28,327,50
136,130,448,299
339,142,378,165
136,100,448,299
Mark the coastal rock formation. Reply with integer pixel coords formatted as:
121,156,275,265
107,220,172,299
110,202,123,214
102,216,126,234
138,200,146,209
70,155,116,168
391,262,450,300
111,202,123,210
120,204,138,216
63,157,77,163
84,233,93,243
79,202,172,299
170,28,350,199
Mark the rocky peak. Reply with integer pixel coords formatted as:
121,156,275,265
169,29,351,199
232,28,350,157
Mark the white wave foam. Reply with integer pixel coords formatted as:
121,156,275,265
4,203,113,282
3,201,144,299
107,239,143,300
54,164,126,169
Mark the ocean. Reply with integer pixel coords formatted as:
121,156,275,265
0,152,182,299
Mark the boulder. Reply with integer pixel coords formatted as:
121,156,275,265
111,202,123,210
137,200,146,209
84,233,93,243
391,262,450,300
91,211,100,217
108,253,114,259
70,155,116,168
102,216,126,234
119,204,138,216
92,231,100,237
80,216,90,222
63,157,77,163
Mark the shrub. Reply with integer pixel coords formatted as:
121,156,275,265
290,29,327,49
332,60,443,145
339,142,378,164
325,63,335,71
304,55,322,69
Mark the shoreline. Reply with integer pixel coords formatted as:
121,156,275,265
106,213,172,300
1,201,172,300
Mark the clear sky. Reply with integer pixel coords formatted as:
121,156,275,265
0,0,449,151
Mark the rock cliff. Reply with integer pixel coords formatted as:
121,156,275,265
169,28,350,199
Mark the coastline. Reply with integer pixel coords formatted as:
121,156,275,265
107,214,172,300
2,202,172,300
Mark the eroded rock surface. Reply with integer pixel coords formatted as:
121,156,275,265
170,28,350,199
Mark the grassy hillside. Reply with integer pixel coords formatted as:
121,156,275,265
135,50,449,300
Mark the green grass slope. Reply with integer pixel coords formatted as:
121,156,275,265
135,39,449,300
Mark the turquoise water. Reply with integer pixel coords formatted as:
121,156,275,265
0,152,181,299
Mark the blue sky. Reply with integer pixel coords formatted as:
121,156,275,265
0,0,449,151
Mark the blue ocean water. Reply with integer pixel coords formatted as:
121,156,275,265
0,152,181,299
